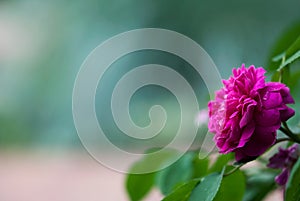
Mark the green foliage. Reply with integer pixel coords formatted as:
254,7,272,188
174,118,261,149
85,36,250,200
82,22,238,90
209,153,234,173
156,152,195,195
268,24,300,84
162,179,201,201
286,35,300,58
126,150,210,201
189,168,225,201
279,51,300,70
285,159,300,201
125,151,247,201
192,154,209,178
267,22,300,71
126,173,155,201
126,148,180,201
271,40,300,84
277,35,300,70
213,167,245,201
156,152,209,195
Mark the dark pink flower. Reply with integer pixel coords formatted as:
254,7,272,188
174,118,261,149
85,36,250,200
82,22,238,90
267,144,299,185
208,64,295,162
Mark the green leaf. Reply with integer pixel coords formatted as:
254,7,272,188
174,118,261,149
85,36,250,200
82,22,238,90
126,173,155,201
126,148,180,201
267,22,300,71
188,168,225,201
287,69,300,94
278,50,300,70
156,152,195,195
272,52,285,62
285,158,300,201
192,154,209,178
286,35,300,58
243,170,277,201
162,179,201,201
213,167,245,201
209,153,233,173
275,34,300,71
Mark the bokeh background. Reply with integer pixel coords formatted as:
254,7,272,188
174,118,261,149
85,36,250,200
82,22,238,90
1,0,300,200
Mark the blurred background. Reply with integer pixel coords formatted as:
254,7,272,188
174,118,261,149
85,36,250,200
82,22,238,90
1,0,300,200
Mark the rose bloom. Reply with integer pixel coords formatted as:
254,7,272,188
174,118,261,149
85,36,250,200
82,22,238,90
208,64,295,162
268,144,299,185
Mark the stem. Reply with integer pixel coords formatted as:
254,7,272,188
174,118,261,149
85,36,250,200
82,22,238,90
223,164,244,177
278,56,285,82
279,123,300,144
279,70,282,83
275,137,292,144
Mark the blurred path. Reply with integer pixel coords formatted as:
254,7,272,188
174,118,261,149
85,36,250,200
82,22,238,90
0,149,162,201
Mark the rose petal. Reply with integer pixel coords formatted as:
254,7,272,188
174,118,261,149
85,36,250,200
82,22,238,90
240,129,276,157
239,103,255,128
280,107,295,122
262,92,283,109
238,121,255,147
255,109,280,126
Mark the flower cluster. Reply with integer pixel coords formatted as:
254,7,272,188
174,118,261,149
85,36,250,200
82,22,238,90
268,144,299,185
208,64,295,162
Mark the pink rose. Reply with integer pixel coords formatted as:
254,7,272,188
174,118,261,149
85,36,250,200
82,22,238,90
208,64,295,162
